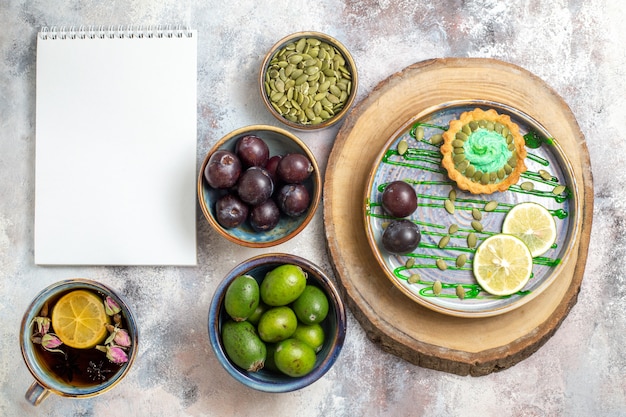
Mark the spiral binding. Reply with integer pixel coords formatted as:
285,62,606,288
38,25,194,40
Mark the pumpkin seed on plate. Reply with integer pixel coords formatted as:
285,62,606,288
467,232,477,248
456,254,467,268
471,220,484,232
433,280,442,295
456,285,466,300
397,140,408,156
444,199,455,214
408,274,421,284
484,201,498,212
436,258,447,270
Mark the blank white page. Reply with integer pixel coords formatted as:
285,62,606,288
35,27,197,265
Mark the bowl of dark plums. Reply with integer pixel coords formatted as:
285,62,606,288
198,125,321,247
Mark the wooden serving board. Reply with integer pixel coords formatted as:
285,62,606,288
323,58,593,376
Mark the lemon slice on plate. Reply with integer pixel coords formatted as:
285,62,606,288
473,234,533,296
502,202,557,257
51,290,110,349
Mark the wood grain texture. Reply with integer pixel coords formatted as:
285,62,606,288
323,58,593,376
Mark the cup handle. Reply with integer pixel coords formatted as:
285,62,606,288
25,381,50,406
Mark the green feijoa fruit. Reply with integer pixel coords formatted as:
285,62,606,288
274,338,317,377
224,275,260,322
257,306,298,343
260,264,307,306
292,322,325,353
292,285,329,325
247,301,269,326
264,343,279,372
221,320,266,372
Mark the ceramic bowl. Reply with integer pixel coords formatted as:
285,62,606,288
208,253,347,393
259,31,358,130
198,125,321,247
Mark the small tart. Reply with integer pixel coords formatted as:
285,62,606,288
440,108,527,194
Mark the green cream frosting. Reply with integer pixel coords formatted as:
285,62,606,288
463,128,512,173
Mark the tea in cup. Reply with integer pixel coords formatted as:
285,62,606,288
20,279,138,405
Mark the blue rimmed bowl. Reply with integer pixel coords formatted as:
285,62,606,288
198,125,321,248
208,253,346,392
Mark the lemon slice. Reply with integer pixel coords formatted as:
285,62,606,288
502,202,557,257
51,290,110,349
473,234,533,296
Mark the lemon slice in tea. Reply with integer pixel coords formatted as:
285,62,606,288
473,234,533,296
502,202,557,257
51,290,110,349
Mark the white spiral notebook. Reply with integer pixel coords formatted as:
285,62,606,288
34,26,198,265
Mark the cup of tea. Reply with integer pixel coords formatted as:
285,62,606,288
19,279,138,405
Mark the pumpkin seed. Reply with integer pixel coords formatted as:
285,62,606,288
444,199,455,214
433,280,442,295
397,140,408,156
484,201,498,212
455,132,468,141
480,172,490,185
408,273,420,284
405,258,415,268
472,208,482,221
452,139,465,148
462,124,472,135
436,258,447,270
430,134,443,145
539,169,553,181
465,165,476,178
456,285,466,300
520,181,534,191
410,126,422,141
467,232,477,248
448,189,457,202
456,254,467,268
457,159,470,172
448,224,459,234
553,184,566,195
471,220,483,232
453,154,466,164
438,235,450,249
469,121,479,131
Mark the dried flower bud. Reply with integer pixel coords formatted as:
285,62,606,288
41,333,63,349
31,316,51,335
104,297,121,316
40,333,65,355
105,325,132,348
97,344,129,364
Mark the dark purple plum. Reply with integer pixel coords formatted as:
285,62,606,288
276,184,310,217
204,150,242,189
235,135,270,168
276,153,313,184
249,198,281,232
381,180,417,218
264,154,283,183
381,219,421,254
237,167,274,206
215,193,249,228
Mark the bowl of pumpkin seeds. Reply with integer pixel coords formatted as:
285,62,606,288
259,31,358,130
